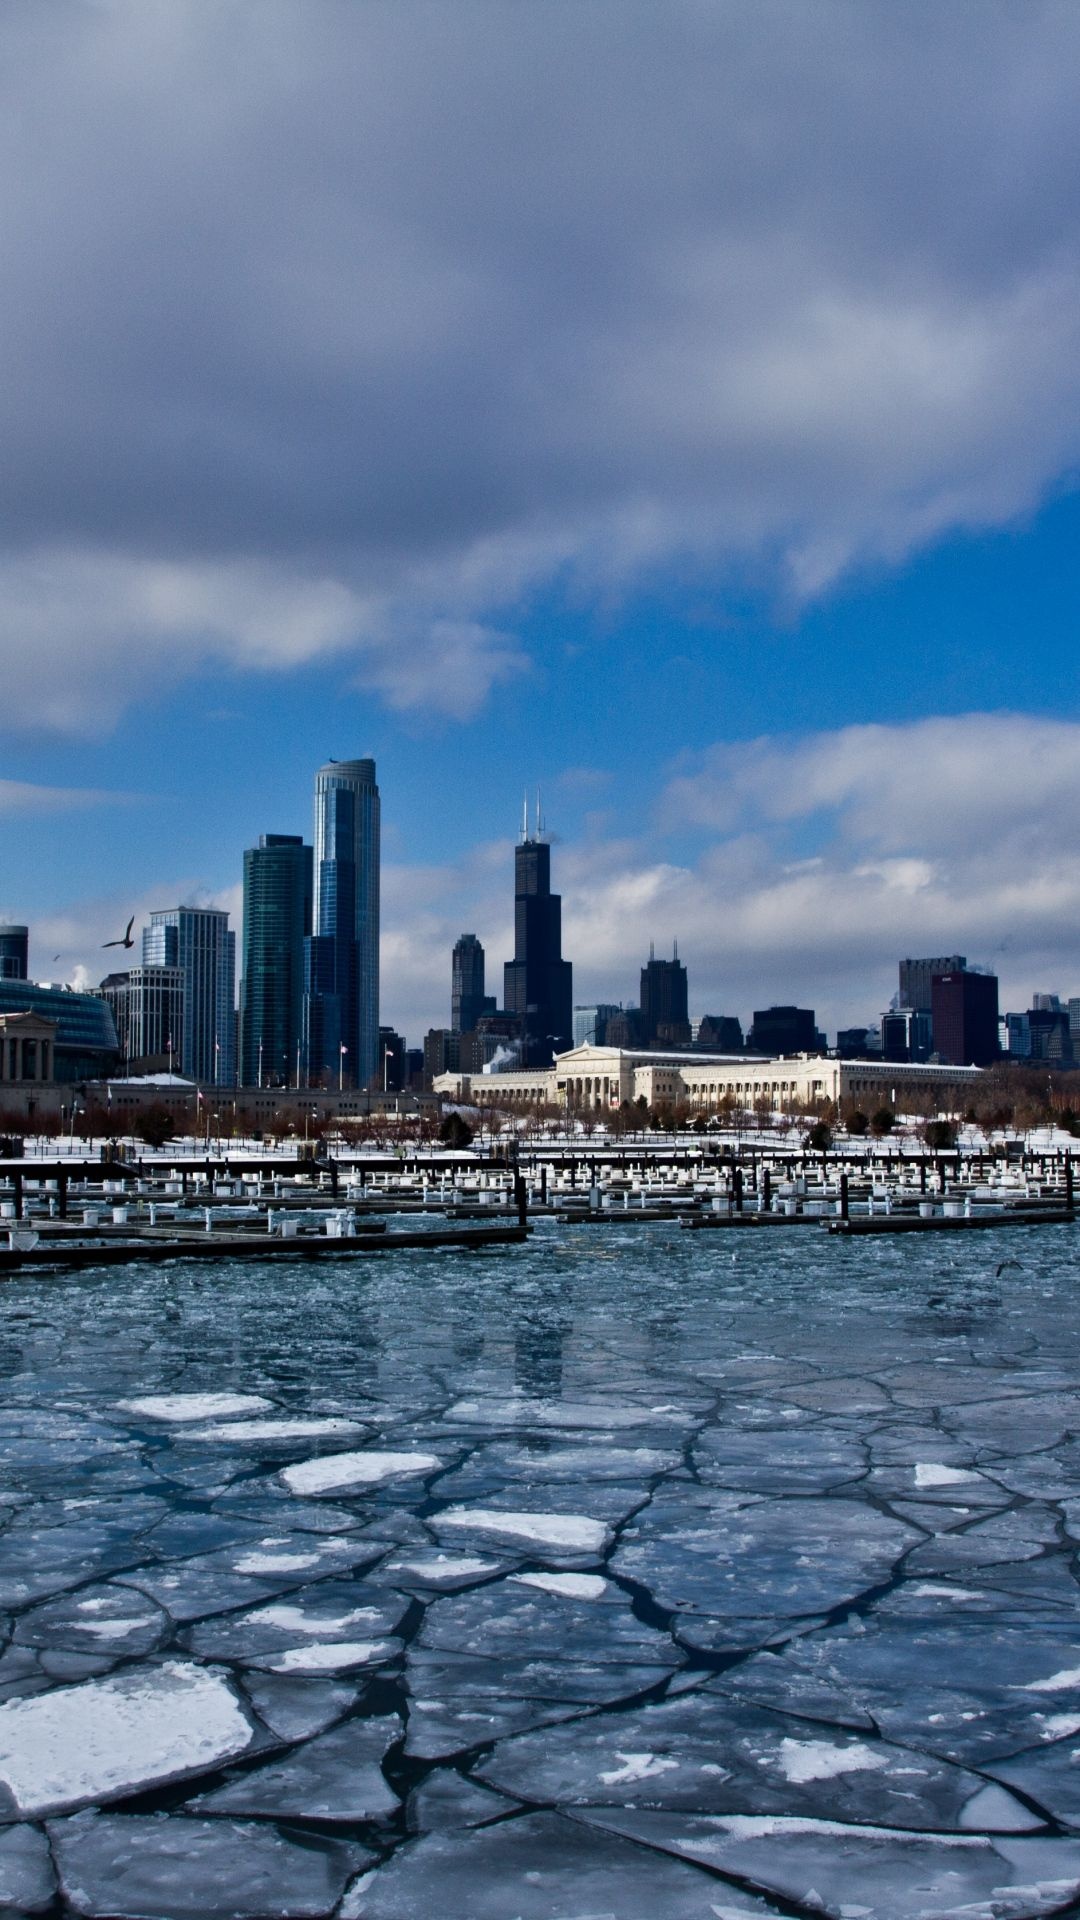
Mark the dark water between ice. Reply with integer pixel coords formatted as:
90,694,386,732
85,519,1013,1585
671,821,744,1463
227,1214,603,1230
2,1218,1080,1918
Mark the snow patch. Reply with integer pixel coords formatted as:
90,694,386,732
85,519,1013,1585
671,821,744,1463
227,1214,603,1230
281,1449,441,1495
913,1462,982,1488
0,1661,253,1815
116,1392,274,1421
262,1640,397,1673
512,1571,609,1599
437,1507,609,1553
598,1751,680,1786
188,1417,365,1443
1019,1666,1080,1693
776,1739,890,1784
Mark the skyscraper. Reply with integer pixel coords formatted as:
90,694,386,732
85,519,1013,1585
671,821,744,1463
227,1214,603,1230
503,801,572,1066
899,955,967,1017
931,969,999,1067
451,933,488,1034
304,758,380,1089
99,965,185,1072
143,907,236,1085
0,926,28,981
640,945,690,1046
240,834,313,1087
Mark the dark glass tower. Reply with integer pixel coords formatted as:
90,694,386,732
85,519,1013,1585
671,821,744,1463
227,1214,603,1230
304,759,380,1088
0,926,28,981
240,835,313,1086
640,945,690,1046
503,813,572,1066
451,933,487,1034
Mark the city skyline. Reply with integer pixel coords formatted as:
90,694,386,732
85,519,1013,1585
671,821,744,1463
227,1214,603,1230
1,4,1079,1048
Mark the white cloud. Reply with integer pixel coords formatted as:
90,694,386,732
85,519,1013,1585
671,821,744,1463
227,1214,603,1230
0,777,125,814
1,5,1080,729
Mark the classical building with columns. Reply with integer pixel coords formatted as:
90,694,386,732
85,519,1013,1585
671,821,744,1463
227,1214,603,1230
0,1012,58,1087
432,1043,983,1113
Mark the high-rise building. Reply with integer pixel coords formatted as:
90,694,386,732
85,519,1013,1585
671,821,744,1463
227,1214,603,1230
880,1007,932,1063
573,1004,622,1048
748,1006,819,1055
451,934,489,1035
931,969,998,1067
640,946,690,1047
143,908,236,1085
304,759,380,1089
0,926,28,981
99,966,185,1072
377,1026,406,1092
240,835,312,1087
1069,997,1080,1040
695,1014,744,1053
1028,1005,1074,1066
502,804,572,1066
899,956,967,1018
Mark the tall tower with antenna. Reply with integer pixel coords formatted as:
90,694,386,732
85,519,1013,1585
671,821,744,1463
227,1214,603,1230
504,793,572,1066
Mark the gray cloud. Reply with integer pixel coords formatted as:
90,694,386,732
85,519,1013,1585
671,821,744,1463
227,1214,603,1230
3,1,1080,728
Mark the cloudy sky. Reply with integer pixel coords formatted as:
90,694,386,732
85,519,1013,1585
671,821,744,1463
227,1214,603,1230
3,0,1079,1041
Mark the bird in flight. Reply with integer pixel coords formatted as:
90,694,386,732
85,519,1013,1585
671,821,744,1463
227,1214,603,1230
103,915,136,950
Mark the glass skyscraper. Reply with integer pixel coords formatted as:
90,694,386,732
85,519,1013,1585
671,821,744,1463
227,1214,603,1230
240,835,313,1087
143,907,236,1086
304,758,380,1088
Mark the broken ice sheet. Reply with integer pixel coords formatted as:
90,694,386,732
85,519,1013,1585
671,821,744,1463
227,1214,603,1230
349,1808,739,1918
403,1650,671,1758
50,1811,366,1919
113,1393,274,1422
0,1661,255,1815
429,1506,610,1558
0,1823,55,1913
576,1810,1080,1920
190,1714,401,1822
693,1424,866,1494
280,1450,442,1495
182,1587,408,1659
14,1582,167,1656
417,1580,678,1666
474,1690,1030,1831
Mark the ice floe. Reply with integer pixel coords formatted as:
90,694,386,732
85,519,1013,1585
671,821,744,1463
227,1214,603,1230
281,1450,441,1495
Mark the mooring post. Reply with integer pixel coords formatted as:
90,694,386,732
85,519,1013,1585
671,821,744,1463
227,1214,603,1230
13,1169,23,1218
1067,1152,1075,1215
920,1158,927,1195
840,1172,849,1221
58,1168,68,1220
762,1166,771,1213
733,1166,744,1215
514,1171,528,1228
540,1163,548,1204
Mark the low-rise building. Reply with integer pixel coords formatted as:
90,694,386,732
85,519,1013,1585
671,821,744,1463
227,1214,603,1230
433,1042,983,1113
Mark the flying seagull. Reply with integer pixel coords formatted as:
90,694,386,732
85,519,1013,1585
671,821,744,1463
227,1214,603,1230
103,915,136,951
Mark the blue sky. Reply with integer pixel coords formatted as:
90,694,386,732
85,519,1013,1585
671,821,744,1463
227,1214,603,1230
2,3,1079,1041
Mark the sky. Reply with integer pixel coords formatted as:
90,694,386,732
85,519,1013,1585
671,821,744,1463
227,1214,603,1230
2,0,1079,1045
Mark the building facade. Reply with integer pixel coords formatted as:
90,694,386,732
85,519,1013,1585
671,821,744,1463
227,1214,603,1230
433,1043,982,1113
931,969,999,1067
0,926,29,981
143,908,236,1086
240,834,313,1087
899,955,967,1020
748,1006,819,1055
640,949,690,1047
451,934,489,1036
502,822,572,1066
99,966,185,1072
0,981,118,1081
305,758,380,1089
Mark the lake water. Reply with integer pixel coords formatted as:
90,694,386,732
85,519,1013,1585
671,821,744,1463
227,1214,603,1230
1,1217,1080,1918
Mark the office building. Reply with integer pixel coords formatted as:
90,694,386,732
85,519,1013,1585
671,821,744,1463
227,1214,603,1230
573,1004,622,1048
423,1027,460,1088
748,1006,819,1055
1069,998,1080,1040
451,934,491,1036
502,803,572,1066
305,758,380,1089
695,1014,744,1053
144,908,236,1086
880,1008,932,1064
240,834,312,1087
931,968,999,1067
1001,1012,1031,1058
640,946,691,1047
99,966,185,1073
899,955,968,1017
0,926,28,981
1028,1005,1074,1066
378,1027,406,1092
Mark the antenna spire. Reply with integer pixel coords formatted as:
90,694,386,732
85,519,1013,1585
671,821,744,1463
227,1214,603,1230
535,786,542,840
521,790,528,842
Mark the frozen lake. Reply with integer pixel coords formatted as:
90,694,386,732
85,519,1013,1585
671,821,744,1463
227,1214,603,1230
1,1217,1080,1918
